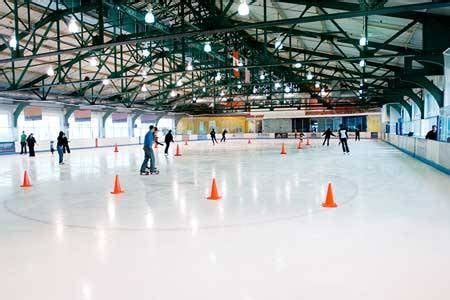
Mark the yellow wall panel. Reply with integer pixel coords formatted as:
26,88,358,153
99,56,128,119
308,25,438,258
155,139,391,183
367,114,381,132
177,116,248,134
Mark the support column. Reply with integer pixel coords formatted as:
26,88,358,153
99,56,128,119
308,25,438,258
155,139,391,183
101,109,115,138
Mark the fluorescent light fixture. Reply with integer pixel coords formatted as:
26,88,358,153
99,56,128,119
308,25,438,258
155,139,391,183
102,78,110,85
9,34,17,49
306,71,313,80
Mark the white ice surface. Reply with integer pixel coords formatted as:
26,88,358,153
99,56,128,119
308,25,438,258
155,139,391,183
0,139,449,300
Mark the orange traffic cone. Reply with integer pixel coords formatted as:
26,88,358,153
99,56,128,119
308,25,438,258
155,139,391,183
207,178,221,200
248,139,251,144
110,175,124,194
174,144,182,156
297,140,302,149
306,138,310,146
322,182,337,208
20,170,32,187
280,143,287,155
114,144,119,152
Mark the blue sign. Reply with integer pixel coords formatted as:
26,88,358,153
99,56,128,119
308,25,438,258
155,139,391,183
0,142,16,154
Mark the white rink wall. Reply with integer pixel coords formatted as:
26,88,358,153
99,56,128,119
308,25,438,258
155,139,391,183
383,133,450,174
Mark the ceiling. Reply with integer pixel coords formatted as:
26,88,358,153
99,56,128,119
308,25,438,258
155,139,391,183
0,0,449,115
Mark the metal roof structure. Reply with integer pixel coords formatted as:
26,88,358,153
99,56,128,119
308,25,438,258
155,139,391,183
0,0,449,115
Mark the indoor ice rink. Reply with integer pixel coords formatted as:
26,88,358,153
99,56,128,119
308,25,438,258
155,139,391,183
1,0,450,299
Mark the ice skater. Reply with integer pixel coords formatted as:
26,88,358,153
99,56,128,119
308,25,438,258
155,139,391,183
210,128,218,145
62,133,70,154
153,127,164,148
355,127,361,141
50,141,55,155
220,129,228,142
338,124,350,154
322,128,335,146
56,131,65,165
20,131,27,154
140,125,159,175
164,129,174,155
26,133,36,157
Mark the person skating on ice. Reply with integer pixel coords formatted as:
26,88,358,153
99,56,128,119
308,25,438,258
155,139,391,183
56,131,65,165
322,128,335,146
210,128,218,145
338,124,350,154
140,125,158,175
153,127,164,148
26,133,37,157
220,129,228,142
62,133,70,154
20,131,27,154
355,127,361,141
164,129,174,155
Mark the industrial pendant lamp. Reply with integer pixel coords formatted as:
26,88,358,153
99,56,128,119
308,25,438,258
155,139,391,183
204,42,212,53
238,0,250,16
47,66,55,77
9,33,17,49
145,4,155,24
68,17,80,33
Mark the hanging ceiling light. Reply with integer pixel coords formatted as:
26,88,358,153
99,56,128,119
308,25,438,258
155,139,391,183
215,72,221,81
46,66,55,77
9,33,17,49
284,85,291,93
145,4,155,24
293,62,302,68
170,90,176,97
204,42,212,53
306,71,313,80
237,83,242,89
237,58,244,67
274,82,281,89
359,59,366,67
315,82,320,89
186,61,193,71
202,87,206,92
274,36,284,50
142,49,150,57
68,17,80,34
259,73,265,80
141,84,148,92
176,78,183,87
192,96,197,103
102,78,110,85
359,36,368,46
253,86,257,93
89,57,99,67
220,90,225,97
141,69,148,79
238,0,250,16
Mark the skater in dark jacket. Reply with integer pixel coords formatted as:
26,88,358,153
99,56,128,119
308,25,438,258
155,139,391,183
355,128,361,141
322,128,335,146
220,129,228,142
26,133,37,157
164,130,174,155
338,124,350,154
210,129,218,145
56,131,65,164
62,134,70,154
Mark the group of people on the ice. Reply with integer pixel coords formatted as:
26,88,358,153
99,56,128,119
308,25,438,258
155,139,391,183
210,128,227,145
321,125,361,154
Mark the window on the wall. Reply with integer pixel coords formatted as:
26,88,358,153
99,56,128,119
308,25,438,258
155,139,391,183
68,115,99,139
0,113,12,141
105,116,129,138
17,113,61,141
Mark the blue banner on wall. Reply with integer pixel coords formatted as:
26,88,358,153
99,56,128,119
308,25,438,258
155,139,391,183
0,142,16,154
